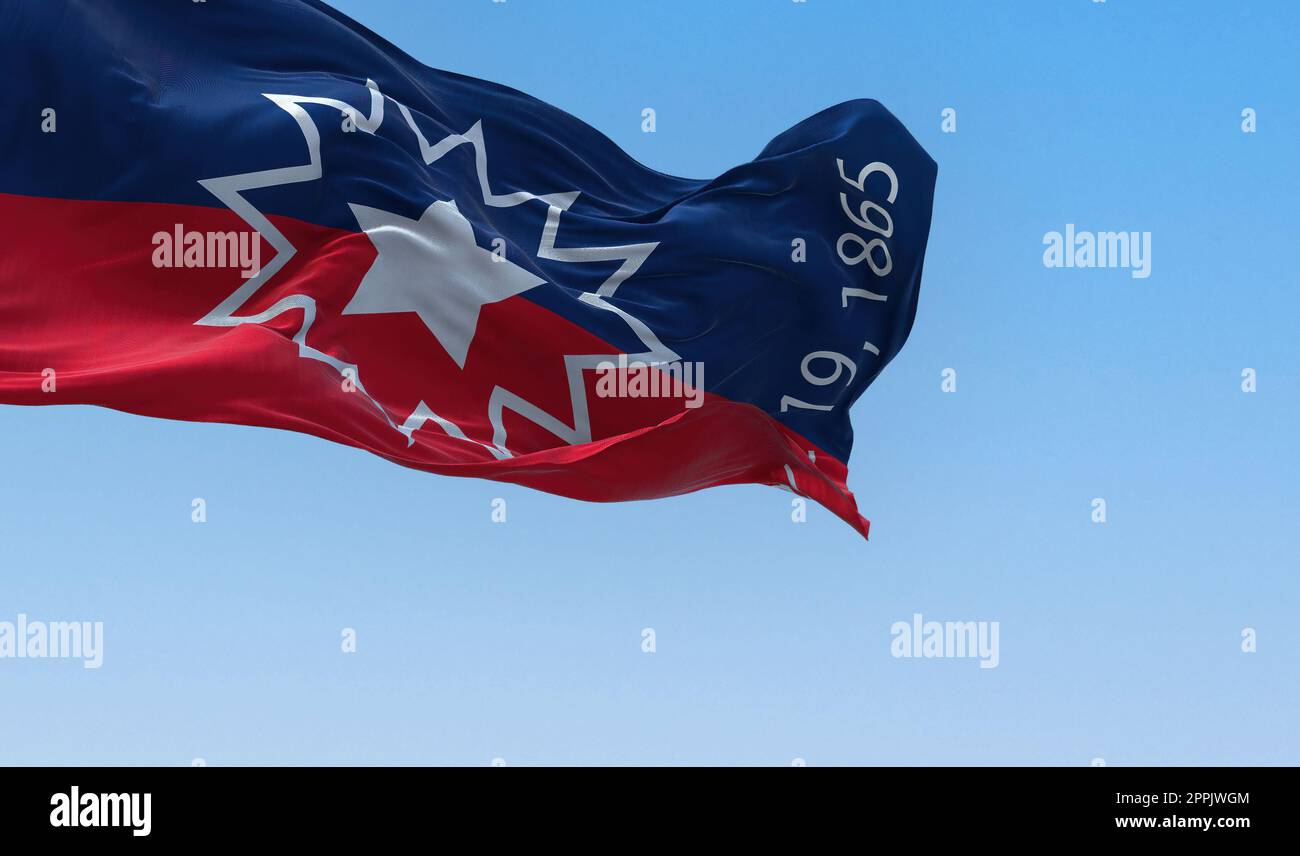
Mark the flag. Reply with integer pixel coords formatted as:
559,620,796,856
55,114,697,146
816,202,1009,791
0,0,936,539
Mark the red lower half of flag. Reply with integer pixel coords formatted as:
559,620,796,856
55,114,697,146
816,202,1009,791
0,192,869,538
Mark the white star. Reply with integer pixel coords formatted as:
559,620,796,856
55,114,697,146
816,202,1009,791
344,199,545,368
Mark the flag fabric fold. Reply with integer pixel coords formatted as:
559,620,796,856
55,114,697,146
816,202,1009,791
0,0,936,539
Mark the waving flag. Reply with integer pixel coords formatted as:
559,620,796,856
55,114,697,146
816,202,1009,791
0,0,935,539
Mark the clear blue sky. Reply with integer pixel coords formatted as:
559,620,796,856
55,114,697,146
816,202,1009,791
2,0,1296,765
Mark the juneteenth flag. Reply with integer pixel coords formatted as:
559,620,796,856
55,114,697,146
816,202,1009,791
0,0,936,539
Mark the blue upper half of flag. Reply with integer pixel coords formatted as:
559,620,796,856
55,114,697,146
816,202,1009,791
0,0,936,464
